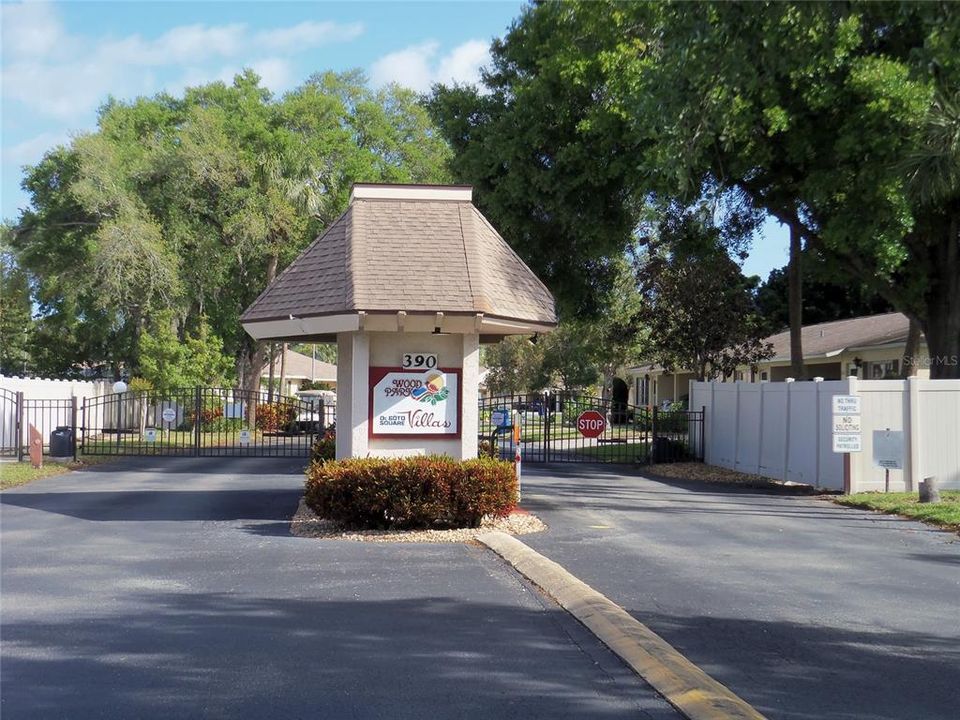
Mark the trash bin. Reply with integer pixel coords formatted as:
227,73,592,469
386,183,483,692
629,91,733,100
50,426,75,458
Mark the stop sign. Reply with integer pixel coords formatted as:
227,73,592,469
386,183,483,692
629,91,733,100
577,410,607,438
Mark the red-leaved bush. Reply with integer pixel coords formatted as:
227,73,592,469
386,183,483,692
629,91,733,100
255,403,296,432
304,455,517,529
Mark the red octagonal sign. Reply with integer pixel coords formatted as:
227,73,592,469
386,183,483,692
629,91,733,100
577,410,607,438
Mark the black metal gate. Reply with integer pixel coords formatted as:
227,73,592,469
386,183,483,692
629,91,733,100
478,392,704,465
80,387,324,458
1,388,22,459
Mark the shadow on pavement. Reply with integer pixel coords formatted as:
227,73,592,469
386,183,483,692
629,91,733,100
69,455,308,476
629,610,960,720
2,591,677,720
1,488,303,522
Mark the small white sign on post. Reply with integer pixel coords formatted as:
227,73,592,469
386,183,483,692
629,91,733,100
873,430,904,470
832,395,862,455
238,430,251,446
833,433,862,453
832,396,861,415
832,415,861,434
144,428,157,443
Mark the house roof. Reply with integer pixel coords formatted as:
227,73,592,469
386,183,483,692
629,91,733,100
241,184,557,340
763,312,914,362
260,348,337,382
628,312,919,374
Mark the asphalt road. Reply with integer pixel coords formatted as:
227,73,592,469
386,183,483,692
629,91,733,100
519,464,960,720
1,456,678,720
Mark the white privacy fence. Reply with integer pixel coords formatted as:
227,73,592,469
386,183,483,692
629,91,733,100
691,378,960,492
0,375,112,455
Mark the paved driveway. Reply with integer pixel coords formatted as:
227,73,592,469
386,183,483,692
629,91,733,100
519,464,960,720
1,457,677,720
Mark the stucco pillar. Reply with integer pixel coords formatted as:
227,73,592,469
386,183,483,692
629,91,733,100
335,332,370,460
460,333,480,459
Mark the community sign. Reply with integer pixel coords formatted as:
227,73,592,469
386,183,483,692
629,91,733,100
370,368,460,438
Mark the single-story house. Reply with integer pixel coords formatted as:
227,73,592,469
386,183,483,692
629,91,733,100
625,312,930,408
260,347,336,396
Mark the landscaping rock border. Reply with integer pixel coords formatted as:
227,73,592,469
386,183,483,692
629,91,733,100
290,498,547,543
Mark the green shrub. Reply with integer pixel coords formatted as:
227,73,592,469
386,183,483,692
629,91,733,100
203,417,245,433
304,455,517,530
311,428,336,462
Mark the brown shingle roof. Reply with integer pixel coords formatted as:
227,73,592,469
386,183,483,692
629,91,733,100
628,312,919,373
764,312,914,362
242,189,557,326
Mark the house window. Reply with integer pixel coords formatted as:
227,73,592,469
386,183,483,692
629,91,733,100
760,371,768,381
867,359,900,379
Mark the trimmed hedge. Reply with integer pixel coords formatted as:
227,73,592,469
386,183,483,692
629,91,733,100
304,455,517,530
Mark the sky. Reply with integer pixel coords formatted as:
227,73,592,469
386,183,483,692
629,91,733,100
0,0,789,279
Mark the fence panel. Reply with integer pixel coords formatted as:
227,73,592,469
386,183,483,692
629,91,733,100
916,380,960,490
692,378,960,492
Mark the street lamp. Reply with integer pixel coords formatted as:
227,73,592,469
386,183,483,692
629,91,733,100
112,380,127,444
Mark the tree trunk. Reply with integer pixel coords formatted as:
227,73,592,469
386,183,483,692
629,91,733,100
901,317,922,378
920,213,960,378
788,220,805,380
267,342,276,402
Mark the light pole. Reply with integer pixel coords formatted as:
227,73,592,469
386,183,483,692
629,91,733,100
112,380,127,447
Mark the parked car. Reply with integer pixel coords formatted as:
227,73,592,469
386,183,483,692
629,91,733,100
295,390,336,432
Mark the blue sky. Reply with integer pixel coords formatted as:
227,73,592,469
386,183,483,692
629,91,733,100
1,0,788,279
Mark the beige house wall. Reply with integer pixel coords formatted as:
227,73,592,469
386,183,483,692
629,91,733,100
624,343,931,409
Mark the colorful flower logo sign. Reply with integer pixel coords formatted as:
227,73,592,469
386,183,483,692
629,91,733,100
411,371,449,405
370,368,460,437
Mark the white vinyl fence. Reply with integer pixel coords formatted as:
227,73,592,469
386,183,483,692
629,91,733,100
691,378,960,492
0,375,111,455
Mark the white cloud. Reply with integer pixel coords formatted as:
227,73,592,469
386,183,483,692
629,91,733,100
370,39,490,93
255,20,364,52
249,58,294,92
0,1,66,59
2,130,70,166
0,3,365,120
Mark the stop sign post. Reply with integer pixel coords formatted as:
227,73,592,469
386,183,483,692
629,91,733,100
577,410,607,438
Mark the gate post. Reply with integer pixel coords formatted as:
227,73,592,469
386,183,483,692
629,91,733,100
15,391,24,462
71,396,79,461
700,405,706,462
194,387,202,456
542,391,550,463
652,406,659,463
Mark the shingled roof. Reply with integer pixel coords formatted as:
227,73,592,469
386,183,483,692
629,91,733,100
241,184,557,341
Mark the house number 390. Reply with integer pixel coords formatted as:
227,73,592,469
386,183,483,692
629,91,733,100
402,353,438,369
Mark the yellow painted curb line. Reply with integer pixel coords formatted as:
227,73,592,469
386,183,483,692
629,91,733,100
478,531,766,720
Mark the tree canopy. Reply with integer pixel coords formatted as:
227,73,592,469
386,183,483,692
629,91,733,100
430,0,960,377
10,70,450,385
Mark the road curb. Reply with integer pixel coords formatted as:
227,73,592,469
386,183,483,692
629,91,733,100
478,531,766,720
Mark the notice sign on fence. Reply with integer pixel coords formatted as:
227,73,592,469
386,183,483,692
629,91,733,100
832,394,862,453
873,430,904,469
832,395,861,415
833,415,861,433
144,428,157,443
833,433,862,453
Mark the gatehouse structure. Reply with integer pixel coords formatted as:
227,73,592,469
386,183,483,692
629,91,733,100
241,183,557,460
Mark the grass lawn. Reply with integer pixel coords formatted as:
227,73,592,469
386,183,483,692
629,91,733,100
0,456,115,490
833,491,960,533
